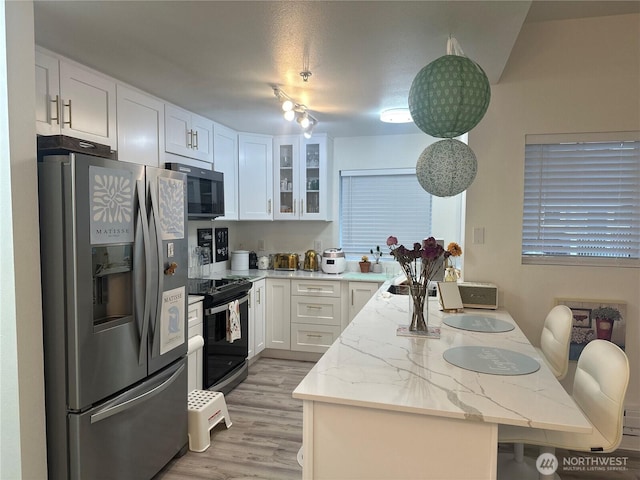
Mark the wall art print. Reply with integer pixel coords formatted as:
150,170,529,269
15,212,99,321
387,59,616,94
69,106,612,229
158,176,185,240
90,166,134,245
554,298,626,361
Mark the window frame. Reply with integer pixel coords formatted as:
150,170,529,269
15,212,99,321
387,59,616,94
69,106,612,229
521,131,640,268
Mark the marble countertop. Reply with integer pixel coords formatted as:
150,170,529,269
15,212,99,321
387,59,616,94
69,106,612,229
198,268,390,283
292,288,592,433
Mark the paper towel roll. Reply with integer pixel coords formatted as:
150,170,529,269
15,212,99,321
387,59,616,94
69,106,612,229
187,335,204,354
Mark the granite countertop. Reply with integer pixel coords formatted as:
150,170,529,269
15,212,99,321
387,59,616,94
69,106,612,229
292,288,592,433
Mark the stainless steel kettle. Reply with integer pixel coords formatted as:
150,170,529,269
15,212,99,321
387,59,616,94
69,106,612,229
303,249,320,272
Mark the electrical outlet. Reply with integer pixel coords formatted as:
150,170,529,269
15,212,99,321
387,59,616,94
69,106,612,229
314,240,322,252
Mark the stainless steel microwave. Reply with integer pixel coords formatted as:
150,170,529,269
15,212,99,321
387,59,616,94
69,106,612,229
165,163,224,219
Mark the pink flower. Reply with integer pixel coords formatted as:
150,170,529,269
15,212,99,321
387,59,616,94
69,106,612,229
386,236,398,246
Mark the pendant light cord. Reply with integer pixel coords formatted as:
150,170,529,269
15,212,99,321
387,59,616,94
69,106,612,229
447,35,465,56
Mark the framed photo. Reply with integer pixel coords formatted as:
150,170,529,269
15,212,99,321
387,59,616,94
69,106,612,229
554,298,626,361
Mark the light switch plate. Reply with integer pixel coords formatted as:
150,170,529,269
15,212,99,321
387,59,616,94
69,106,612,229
167,242,174,258
473,227,485,244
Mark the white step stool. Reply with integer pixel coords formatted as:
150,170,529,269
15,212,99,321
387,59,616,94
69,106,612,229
187,390,232,452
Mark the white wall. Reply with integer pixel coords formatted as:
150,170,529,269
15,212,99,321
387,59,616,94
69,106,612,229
467,14,640,409
0,0,48,478
233,133,464,263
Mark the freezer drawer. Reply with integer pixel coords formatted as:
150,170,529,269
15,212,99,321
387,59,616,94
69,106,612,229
68,358,187,480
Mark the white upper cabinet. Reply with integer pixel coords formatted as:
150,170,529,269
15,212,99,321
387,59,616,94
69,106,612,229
273,133,332,220
165,104,213,163
116,85,164,167
36,50,117,149
213,122,239,220
238,133,273,220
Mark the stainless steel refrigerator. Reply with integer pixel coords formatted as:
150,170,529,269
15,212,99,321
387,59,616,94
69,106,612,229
38,147,189,479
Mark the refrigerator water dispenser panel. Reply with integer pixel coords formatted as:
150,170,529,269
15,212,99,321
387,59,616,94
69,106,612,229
92,245,133,331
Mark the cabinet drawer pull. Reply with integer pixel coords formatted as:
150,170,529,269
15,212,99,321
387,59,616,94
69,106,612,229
306,305,322,310
306,334,322,338
50,95,60,124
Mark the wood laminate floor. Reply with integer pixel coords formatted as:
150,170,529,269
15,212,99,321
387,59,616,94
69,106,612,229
156,357,640,480
155,358,313,480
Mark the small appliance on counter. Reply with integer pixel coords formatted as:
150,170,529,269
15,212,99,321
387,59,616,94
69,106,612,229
249,251,258,269
274,253,299,270
303,249,320,272
231,250,249,271
257,255,270,270
322,248,346,274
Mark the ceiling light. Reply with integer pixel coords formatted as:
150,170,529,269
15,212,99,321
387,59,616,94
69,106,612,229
380,108,413,123
273,87,318,134
298,112,310,129
282,99,294,112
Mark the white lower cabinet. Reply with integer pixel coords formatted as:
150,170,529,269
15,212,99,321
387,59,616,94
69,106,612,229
265,279,291,349
291,279,341,353
348,281,381,322
187,299,204,393
249,279,266,359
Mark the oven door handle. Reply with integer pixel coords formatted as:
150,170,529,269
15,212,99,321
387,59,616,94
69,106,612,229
205,293,249,316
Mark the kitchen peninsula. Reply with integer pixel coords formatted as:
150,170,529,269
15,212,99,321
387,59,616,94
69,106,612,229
293,285,592,479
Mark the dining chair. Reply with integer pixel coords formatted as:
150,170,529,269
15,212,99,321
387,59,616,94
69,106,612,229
498,305,573,477
536,305,573,380
498,339,630,480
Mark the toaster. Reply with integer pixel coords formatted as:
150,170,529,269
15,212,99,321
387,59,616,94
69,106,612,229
273,253,299,270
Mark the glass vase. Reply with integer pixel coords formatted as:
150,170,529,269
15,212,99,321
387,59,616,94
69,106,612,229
408,284,429,331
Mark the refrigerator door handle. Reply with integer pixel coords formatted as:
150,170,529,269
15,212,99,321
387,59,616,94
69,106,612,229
149,182,165,329
90,362,185,424
136,179,151,365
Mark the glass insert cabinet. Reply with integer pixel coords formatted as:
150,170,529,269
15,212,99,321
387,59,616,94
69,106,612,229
273,134,331,221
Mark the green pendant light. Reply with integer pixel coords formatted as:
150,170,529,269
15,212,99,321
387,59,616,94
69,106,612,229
409,37,491,138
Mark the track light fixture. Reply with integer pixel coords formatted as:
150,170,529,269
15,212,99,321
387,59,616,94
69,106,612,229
273,87,318,137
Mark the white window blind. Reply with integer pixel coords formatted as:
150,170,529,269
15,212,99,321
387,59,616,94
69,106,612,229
522,133,640,266
340,169,432,256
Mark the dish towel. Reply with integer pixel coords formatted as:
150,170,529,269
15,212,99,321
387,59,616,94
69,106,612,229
226,300,241,343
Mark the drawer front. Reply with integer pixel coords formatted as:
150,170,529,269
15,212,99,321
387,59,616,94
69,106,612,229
188,301,203,329
291,324,341,353
292,296,341,326
291,279,341,297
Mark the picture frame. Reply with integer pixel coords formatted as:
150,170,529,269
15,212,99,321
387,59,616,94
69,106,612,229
554,298,626,361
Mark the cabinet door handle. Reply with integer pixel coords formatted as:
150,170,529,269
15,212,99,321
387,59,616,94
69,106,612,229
300,199,304,216
63,99,72,128
268,199,272,214
257,290,261,304
50,95,60,124
293,199,296,214
351,290,354,306
193,130,199,150
187,129,193,148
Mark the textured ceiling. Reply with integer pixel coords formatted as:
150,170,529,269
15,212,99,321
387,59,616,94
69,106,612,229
33,1,638,138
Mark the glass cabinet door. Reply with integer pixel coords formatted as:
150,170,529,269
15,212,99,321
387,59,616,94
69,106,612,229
278,143,294,215
303,142,320,215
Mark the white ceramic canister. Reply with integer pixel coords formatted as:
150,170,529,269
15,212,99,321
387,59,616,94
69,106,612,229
231,250,249,271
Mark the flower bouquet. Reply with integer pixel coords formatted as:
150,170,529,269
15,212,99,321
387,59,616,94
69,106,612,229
387,236,450,335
